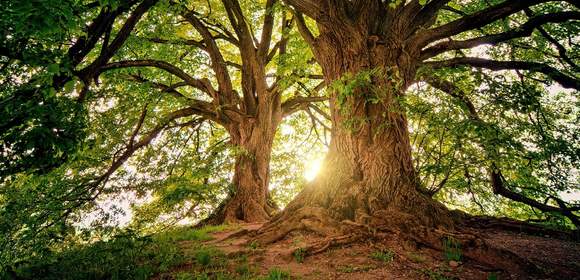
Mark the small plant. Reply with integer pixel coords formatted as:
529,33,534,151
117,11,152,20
266,267,291,280
235,254,255,276
337,264,374,273
293,247,306,263
195,273,210,280
235,263,251,276
195,248,211,266
487,272,499,280
442,236,462,262
216,272,236,280
248,241,259,250
407,252,426,263
370,249,395,263
337,265,355,273
156,225,232,242
174,272,195,280
291,235,304,247
419,268,458,280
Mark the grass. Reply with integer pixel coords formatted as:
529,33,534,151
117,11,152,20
156,224,233,243
442,236,462,262
370,249,395,263
487,272,499,280
9,224,305,280
248,241,259,250
265,267,291,280
174,272,196,280
337,264,375,273
419,268,458,280
407,252,427,263
195,248,212,266
293,247,306,263
337,265,355,273
234,253,259,278
9,232,185,280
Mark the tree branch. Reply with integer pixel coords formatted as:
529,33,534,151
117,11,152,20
409,0,452,34
424,74,580,227
100,59,218,97
413,0,552,48
258,0,277,59
293,11,317,51
283,0,323,20
80,0,159,81
425,57,580,90
182,10,235,101
281,95,328,117
421,11,580,60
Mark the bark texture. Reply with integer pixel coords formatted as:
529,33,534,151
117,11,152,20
177,1,324,224
204,107,282,224
258,6,454,243
255,2,579,275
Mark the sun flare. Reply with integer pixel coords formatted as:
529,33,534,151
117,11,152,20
304,158,323,181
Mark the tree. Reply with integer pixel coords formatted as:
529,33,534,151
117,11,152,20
256,0,579,271
96,0,326,223
2,0,326,226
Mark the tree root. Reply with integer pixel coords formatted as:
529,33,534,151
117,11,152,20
253,206,343,244
253,208,553,278
197,196,272,227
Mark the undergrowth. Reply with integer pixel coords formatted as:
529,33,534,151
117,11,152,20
370,249,395,263
3,225,231,280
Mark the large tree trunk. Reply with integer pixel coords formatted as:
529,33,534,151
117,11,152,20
251,4,569,276
257,19,454,243
202,101,282,225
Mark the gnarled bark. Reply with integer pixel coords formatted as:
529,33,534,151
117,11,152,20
254,2,578,275
257,15,454,244
205,117,280,224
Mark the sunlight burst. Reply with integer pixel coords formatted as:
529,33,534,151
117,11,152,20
304,158,323,181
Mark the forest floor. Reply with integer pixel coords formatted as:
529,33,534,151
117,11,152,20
154,223,580,280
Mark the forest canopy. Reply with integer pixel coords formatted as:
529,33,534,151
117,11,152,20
0,0,579,278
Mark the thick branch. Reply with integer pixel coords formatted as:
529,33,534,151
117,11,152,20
409,0,452,33
421,11,580,60
283,0,323,20
413,0,552,47
81,0,159,80
100,59,218,96
425,57,580,90
182,10,234,101
294,11,317,52
258,0,277,58
281,95,328,117
67,1,139,68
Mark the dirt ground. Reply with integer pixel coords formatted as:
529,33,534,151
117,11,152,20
160,223,580,280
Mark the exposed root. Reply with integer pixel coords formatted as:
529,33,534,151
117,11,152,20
197,196,272,227
253,206,555,278
300,234,362,255
254,206,343,244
